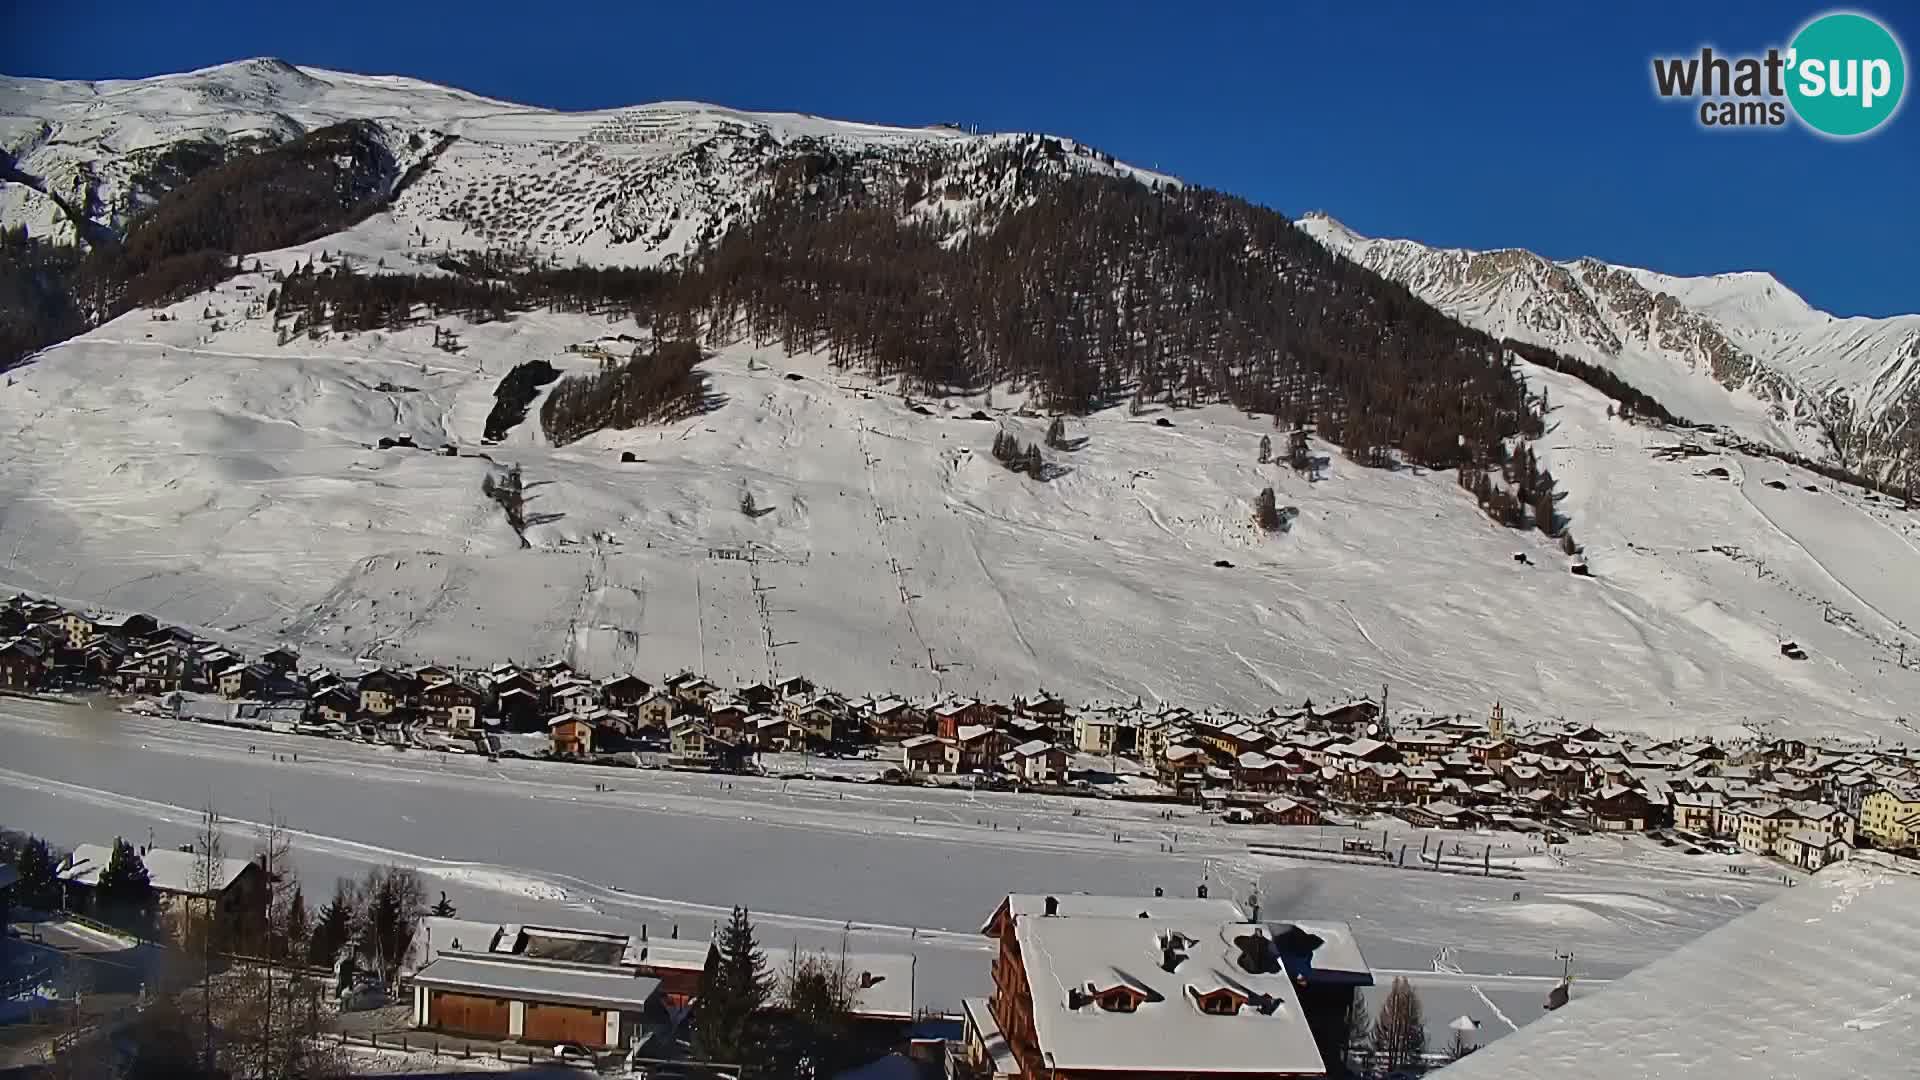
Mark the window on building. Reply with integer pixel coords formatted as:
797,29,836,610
1197,991,1241,1015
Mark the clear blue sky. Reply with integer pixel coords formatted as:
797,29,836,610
5,1,1915,316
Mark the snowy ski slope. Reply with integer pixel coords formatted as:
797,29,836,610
2,220,1915,743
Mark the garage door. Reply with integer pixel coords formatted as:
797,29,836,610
430,991,511,1039
523,1001,607,1047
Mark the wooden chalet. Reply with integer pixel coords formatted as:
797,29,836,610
548,714,593,758
421,678,488,730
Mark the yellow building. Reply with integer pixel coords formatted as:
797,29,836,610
59,612,95,647
1860,784,1920,848
1732,803,1794,856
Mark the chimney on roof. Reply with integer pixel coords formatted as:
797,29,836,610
1197,883,1209,900
1159,932,1192,973
640,924,648,942
1044,895,1059,917
1153,886,1164,898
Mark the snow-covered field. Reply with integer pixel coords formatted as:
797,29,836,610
0,696,1796,1046
1,221,1915,740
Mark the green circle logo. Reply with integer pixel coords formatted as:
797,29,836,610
1787,12,1906,137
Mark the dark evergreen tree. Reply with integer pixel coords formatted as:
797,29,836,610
1340,992,1371,1074
694,906,772,1064
307,880,354,969
1533,487,1557,536
94,838,156,935
12,835,61,911
1255,487,1282,531
283,885,310,962
1258,434,1271,464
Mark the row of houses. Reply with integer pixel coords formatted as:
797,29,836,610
10,592,1918,864
1118,700,1920,870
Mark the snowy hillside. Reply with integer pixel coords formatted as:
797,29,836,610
2,220,1916,743
1,57,1171,265
2,60,1916,742
1298,213,1920,475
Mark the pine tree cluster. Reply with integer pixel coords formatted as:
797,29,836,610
539,340,712,445
992,430,1046,478
1458,441,1560,534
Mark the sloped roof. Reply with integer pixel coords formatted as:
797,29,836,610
60,843,255,895
1432,855,1920,1080
987,893,1246,934
1012,916,1325,1073
411,953,661,1011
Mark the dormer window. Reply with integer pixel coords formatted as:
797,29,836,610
1076,982,1150,1013
1199,992,1240,1016
1189,986,1249,1015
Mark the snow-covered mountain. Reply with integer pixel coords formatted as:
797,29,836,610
1,57,1170,265
1,60,1916,741
3,221,1916,742
1299,213,1920,475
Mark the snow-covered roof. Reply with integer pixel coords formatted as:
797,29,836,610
411,953,661,1011
411,916,507,967
1433,855,1920,1080
1782,829,1842,850
1011,916,1325,1073
990,894,1245,931
60,843,255,895
1277,919,1371,985
1335,737,1388,758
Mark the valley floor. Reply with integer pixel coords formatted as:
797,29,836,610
0,696,1796,1051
